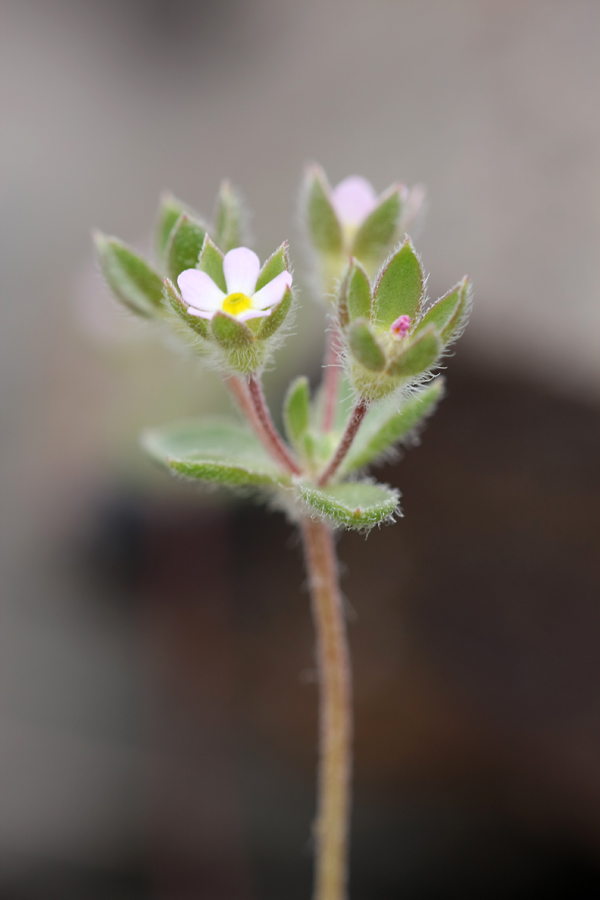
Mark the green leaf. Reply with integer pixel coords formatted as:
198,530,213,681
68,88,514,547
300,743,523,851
211,311,254,350
299,481,400,530
304,165,343,254
166,213,207,282
284,376,310,447
214,180,245,252
154,193,198,265
341,379,445,474
338,260,372,327
256,286,293,340
198,235,227,292
440,276,472,344
372,238,423,331
386,326,442,379
348,319,386,371
351,187,401,261
143,417,290,487
414,280,465,337
94,232,163,318
255,242,290,292
162,278,210,340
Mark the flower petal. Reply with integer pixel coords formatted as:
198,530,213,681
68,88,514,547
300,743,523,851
187,307,215,319
223,247,261,295
238,307,271,321
251,270,292,310
331,176,378,227
177,269,224,311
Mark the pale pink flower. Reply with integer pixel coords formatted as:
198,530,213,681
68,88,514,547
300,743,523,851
330,176,379,231
177,247,292,322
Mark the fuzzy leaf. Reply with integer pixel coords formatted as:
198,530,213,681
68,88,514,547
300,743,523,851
338,260,372,327
211,311,254,350
284,376,310,447
348,320,386,371
143,417,289,487
166,213,207,282
198,235,227,292
214,180,245,252
351,188,401,261
255,242,290,292
372,238,423,331
304,165,343,254
414,280,466,338
162,278,210,340
94,233,163,318
341,379,444,474
256,286,293,340
441,276,472,344
155,193,197,264
386,326,441,378
299,481,400,530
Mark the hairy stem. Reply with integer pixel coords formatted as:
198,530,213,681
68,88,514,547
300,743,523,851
246,375,302,475
301,517,352,900
226,375,261,431
317,399,369,487
322,330,342,433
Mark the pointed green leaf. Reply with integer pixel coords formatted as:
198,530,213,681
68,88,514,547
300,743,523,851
303,165,343,254
351,187,401,261
348,319,386,371
255,242,290,292
166,213,207,282
162,278,210,340
143,417,290,487
214,180,245,252
256,286,293,340
441,276,472,344
299,481,400,530
284,376,310,447
414,280,466,338
198,235,227,292
341,379,445,474
94,233,163,318
154,193,198,264
372,238,423,330
211,311,254,350
338,259,372,326
386,326,442,379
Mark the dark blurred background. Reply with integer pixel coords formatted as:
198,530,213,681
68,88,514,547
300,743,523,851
2,1,600,897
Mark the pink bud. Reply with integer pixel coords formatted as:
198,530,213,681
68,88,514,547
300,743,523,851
390,315,411,339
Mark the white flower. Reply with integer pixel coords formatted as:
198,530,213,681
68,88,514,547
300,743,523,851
177,247,292,322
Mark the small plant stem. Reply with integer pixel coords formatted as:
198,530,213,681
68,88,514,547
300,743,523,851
317,399,369,487
322,330,342,433
246,375,303,476
226,375,261,431
301,516,352,900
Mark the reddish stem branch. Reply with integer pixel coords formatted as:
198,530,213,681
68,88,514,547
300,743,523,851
246,375,302,476
301,516,352,900
322,330,343,433
317,399,369,487
226,376,261,431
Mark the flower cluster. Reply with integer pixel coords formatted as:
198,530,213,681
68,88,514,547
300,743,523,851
94,166,471,532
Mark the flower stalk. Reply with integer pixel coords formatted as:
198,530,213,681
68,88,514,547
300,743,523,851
318,399,369,486
302,516,352,900
247,375,302,475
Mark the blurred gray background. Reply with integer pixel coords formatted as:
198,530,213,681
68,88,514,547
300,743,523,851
1,1,600,898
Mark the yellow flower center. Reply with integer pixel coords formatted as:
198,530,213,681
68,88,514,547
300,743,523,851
222,292,252,316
